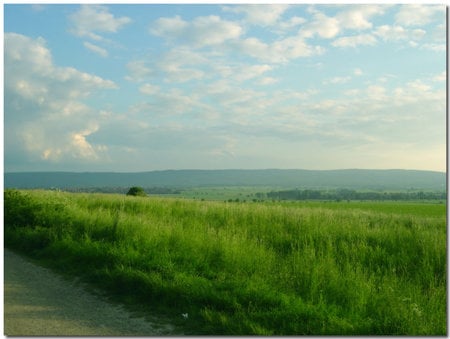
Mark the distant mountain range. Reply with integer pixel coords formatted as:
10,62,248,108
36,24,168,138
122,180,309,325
4,169,446,191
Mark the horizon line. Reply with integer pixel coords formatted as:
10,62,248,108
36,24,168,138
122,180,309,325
4,168,447,174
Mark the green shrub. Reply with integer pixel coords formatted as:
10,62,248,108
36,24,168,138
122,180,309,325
126,186,147,197
4,189,39,227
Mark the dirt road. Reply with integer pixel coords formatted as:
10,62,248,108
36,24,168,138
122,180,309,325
4,249,183,336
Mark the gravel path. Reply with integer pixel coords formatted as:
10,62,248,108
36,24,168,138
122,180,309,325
4,248,183,336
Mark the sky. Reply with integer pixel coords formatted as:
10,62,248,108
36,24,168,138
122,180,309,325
3,3,447,172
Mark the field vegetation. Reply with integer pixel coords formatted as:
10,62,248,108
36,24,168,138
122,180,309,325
4,189,446,335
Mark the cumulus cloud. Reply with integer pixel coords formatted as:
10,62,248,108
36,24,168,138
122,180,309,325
5,33,116,165
277,16,307,31
5,33,116,99
68,5,131,60
126,48,210,84
336,5,386,30
156,48,207,83
300,11,340,39
4,4,446,172
222,4,290,27
212,63,273,83
234,36,323,63
374,25,426,42
69,4,131,40
150,15,242,47
395,4,444,27
70,124,101,160
305,78,444,153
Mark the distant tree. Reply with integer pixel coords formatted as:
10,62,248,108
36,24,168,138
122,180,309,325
126,186,147,197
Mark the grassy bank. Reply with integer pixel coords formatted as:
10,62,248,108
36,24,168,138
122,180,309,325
4,189,446,335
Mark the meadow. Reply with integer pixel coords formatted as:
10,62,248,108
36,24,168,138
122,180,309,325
4,189,446,335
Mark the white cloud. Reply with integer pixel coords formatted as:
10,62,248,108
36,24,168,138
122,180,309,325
420,43,446,52
433,71,446,82
202,80,270,115
125,60,153,82
139,83,160,95
128,48,219,85
258,77,278,86
277,16,307,31
156,48,207,83
69,5,131,40
235,35,323,63
87,71,445,172
300,11,340,39
150,15,242,47
354,68,363,76
150,15,187,39
344,89,360,96
83,41,108,57
234,37,268,58
367,85,387,100
6,5,446,172
222,4,289,27
430,23,446,42
323,76,351,85
213,63,273,82
234,64,272,82
332,34,377,48
296,5,387,44
405,79,431,93
163,67,204,83
5,33,116,97
70,124,101,160
395,4,444,27
151,11,321,66
374,25,426,42
25,123,106,162
336,5,386,30
133,88,210,119
5,33,116,163
31,4,45,12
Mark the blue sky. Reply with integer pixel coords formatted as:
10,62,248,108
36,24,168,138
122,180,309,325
4,3,446,172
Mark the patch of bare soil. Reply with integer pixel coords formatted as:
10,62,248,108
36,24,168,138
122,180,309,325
4,248,183,336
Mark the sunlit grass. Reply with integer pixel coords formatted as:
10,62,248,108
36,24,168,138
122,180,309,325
4,189,446,335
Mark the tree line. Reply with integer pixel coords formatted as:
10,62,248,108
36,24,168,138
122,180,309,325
266,188,446,201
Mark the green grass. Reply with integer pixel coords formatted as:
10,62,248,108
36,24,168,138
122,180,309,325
4,189,446,335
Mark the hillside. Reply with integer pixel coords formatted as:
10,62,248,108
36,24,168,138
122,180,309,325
4,169,446,191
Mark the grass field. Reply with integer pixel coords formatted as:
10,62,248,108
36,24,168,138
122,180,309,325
4,189,447,335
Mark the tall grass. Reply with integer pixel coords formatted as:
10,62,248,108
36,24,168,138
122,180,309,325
4,189,446,335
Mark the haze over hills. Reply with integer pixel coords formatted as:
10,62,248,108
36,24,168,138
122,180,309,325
4,169,446,191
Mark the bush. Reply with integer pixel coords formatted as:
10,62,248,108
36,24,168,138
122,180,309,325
4,189,39,227
126,186,147,197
